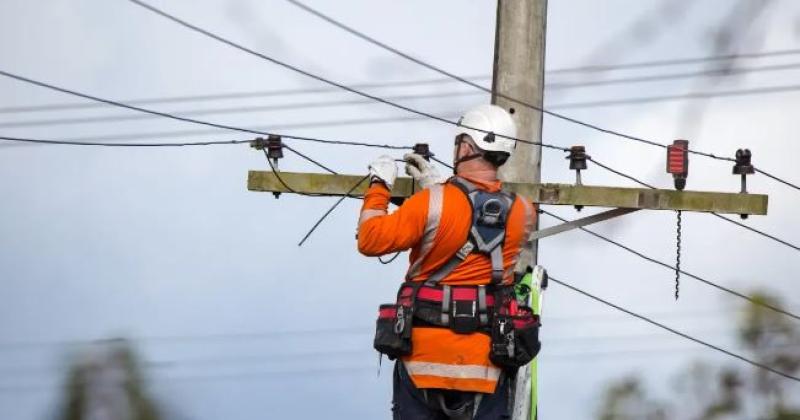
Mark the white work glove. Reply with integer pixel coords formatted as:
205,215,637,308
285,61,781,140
404,153,444,189
368,155,398,189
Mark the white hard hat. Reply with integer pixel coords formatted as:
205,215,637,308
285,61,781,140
454,104,517,155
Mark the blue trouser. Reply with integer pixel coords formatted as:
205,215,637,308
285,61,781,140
392,362,511,420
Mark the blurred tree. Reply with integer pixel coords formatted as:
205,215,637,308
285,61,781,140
58,338,160,420
595,290,800,420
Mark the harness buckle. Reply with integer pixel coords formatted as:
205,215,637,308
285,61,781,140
451,299,479,334
456,242,474,260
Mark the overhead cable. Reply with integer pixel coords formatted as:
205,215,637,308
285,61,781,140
281,0,800,190
9,61,800,116
549,275,800,383
11,82,800,130
278,0,727,160
540,209,800,321
0,72,414,151
127,0,567,152
0,90,482,129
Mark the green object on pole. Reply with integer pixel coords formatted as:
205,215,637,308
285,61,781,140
529,273,542,420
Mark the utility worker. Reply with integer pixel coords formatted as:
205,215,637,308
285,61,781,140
358,104,538,419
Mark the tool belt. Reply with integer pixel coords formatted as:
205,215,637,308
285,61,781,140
373,282,541,367
398,283,502,334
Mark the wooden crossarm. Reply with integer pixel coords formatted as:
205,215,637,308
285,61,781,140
247,171,768,215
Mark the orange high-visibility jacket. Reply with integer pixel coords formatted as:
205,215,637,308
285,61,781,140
358,175,536,393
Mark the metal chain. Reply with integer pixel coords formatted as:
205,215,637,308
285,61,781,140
675,210,683,300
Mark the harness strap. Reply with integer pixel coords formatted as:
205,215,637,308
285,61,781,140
477,286,488,325
490,246,505,284
407,184,444,281
441,285,451,325
424,241,474,287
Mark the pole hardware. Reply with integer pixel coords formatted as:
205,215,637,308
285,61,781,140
266,134,284,169
733,148,755,218
251,135,285,198
666,139,689,191
412,143,433,161
567,145,588,211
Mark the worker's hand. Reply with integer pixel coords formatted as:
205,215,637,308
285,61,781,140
368,155,398,189
404,153,444,189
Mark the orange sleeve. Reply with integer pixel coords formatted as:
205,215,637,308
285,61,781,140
357,184,429,256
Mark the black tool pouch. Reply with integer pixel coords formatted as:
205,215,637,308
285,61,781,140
373,304,412,360
489,306,541,369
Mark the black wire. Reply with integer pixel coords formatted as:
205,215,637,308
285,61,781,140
548,275,800,383
710,213,800,252
0,71,412,152
0,135,251,147
297,174,369,247
264,153,333,198
10,83,800,131
539,210,800,322
588,156,800,253
545,62,800,89
0,90,481,129
127,0,567,152
283,0,800,191
546,48,800,74
550,83,800,111
278,0,730,161
8,61,800,116
431,156,454,170
0,115,442,150
282,144,337,175
756,168,800,193
378,252,402,264
0,76,488,114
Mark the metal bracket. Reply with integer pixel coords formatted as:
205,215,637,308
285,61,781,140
530,208,640,240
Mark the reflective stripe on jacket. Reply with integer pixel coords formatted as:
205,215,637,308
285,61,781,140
358,175,536,394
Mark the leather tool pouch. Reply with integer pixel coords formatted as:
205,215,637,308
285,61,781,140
489,306,541,368
373,304,412,359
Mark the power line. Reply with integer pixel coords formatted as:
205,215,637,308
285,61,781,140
8,61,800,116
0,71,423,154
277,0,718,157
0,76,488,114
280,0,800,191
550,83,800,111
546,48,800,74
539,209,800,321
549,275,800,383
0,135,253,147
127,0,569,152
0,114,451,149
0,90,482,129
546,62,800,89
11,82,800,130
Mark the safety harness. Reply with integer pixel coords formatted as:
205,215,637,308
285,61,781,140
400,177,517,335
374,177,541,370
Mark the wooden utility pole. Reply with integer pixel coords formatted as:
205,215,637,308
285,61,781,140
491,2,547,418
492,0,547,284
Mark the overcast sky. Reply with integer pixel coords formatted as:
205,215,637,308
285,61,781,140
1,0,799,419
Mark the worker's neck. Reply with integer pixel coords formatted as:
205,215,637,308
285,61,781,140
456,160,498,183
